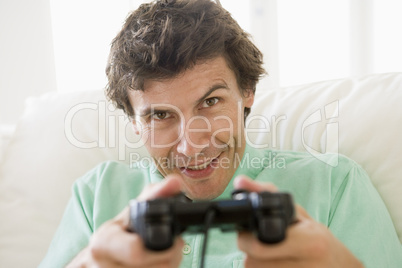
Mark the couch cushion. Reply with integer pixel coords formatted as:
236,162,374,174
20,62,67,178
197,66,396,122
249,72,402,243
0,90,148,267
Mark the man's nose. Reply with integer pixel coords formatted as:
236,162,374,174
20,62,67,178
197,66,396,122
176,116,211,157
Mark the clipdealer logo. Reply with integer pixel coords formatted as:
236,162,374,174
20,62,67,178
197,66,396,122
301,100,339,167
63,100,339,167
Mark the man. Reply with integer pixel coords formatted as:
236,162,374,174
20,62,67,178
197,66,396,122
40,0,402,267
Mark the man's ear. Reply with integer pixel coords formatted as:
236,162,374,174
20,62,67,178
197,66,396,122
243,89,255,108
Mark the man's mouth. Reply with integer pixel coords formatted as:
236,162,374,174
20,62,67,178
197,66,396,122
177,153,222,178
184,158,217,170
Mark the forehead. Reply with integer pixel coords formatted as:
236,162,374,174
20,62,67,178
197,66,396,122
129,57,239,113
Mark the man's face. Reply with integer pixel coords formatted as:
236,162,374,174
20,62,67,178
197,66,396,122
129,57,254,200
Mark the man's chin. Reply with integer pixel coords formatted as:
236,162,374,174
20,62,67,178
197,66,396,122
182,180,226,201
186,190,222,201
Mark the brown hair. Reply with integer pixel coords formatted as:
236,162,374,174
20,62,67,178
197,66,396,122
105,0,265,118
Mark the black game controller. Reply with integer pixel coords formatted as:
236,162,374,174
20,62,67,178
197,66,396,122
128,190,295,251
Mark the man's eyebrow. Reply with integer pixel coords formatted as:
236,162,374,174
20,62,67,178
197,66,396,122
136,82,229,117
195,82,229,104
137,107,167,117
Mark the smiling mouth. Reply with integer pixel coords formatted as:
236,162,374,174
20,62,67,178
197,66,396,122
181,158,219,170
177,152,222,175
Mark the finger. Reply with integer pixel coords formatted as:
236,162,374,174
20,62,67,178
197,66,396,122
91,220,184,267
114,206,130,228
237,205,306,259
238,231,296,260
238,206,327,261
116,175,183,230
87,256,128,268
167,237,185,268
137,174,183,201
234,175,278,192
243,255,298,268
295,204,312,220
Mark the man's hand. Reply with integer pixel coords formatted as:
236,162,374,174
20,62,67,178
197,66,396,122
234,176,364,268
67,175,184,268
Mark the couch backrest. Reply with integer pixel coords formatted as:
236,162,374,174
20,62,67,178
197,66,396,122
0,72,401,267
249,72,402,244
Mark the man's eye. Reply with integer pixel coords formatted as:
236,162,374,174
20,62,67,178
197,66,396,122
151,111,170,120
202,97,219,108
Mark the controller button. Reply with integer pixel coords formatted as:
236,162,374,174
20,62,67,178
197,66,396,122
231,189,249,200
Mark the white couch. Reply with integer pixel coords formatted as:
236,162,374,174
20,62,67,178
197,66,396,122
0,72,401,267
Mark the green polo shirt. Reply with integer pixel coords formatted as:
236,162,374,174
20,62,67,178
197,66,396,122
39,145,402,267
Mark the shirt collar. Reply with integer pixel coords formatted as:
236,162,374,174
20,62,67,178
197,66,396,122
215,143,265,200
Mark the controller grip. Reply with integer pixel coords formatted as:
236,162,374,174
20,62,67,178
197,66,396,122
258,217,287,243
255,192,295,243
128,200,175,251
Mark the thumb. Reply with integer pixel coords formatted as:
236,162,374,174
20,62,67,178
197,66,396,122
137,174,183,201
117,175,183,228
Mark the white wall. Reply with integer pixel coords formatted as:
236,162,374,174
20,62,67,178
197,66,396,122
1,0,401,126
49,0,131,93
0,0,57,125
